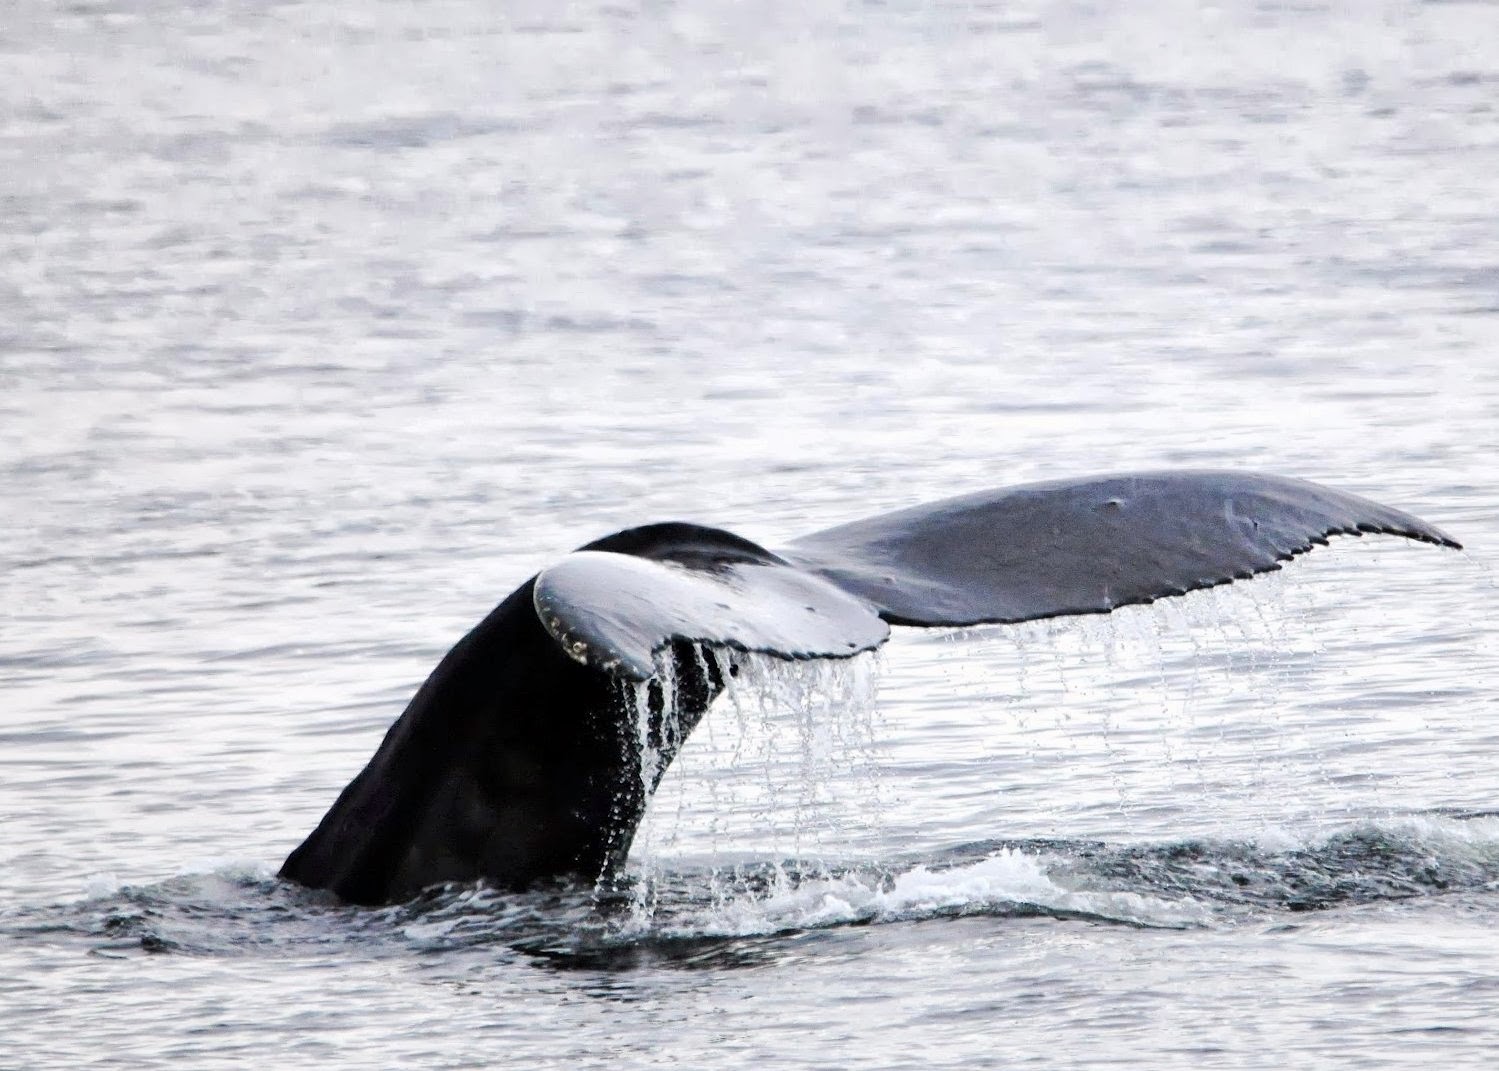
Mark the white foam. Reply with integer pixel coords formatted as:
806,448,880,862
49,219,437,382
648,849,1212,938
82,872,123,901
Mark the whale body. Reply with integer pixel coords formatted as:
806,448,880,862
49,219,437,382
279,471,1460,904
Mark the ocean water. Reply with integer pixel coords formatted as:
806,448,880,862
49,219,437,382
4,0,1499,1066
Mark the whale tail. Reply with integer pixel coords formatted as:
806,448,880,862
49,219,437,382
281,471,1459,904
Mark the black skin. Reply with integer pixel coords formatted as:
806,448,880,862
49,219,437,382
279,527,746,906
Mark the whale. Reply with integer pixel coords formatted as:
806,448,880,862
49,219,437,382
279,470,1461,905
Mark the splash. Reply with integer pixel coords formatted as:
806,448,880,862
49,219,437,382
610,812,1499,945
667,850,1213,937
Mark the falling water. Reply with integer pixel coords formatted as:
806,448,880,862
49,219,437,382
616,646,884,929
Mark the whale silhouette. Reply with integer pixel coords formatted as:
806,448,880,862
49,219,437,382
279,471,1460,905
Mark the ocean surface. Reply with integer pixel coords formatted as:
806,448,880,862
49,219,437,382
4,1,1499,1067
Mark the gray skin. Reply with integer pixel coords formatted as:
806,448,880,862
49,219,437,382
279,471,1460,905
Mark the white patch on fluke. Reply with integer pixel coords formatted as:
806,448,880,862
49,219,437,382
534,551,890,680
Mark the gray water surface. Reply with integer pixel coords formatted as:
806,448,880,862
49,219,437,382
4,1,1499,1067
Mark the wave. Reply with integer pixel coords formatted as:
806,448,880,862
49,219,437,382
7,813,1498,966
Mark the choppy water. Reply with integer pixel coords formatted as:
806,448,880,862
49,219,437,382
5,0,1499,1066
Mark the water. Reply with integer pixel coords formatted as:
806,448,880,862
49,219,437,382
4,0,1499,1066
